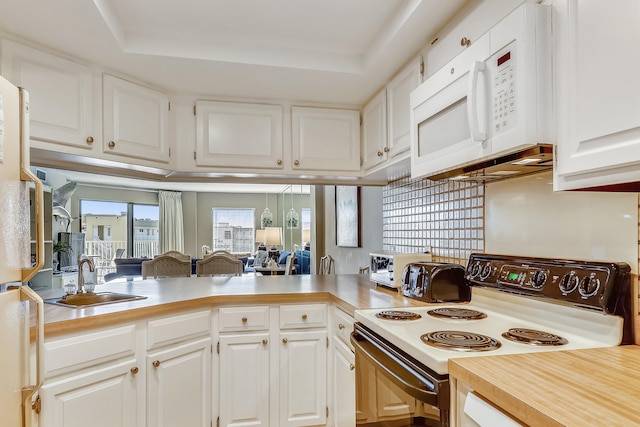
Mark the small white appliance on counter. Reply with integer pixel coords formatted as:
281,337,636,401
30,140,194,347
369,252,432,289
410,2,554,181
0,75,46,427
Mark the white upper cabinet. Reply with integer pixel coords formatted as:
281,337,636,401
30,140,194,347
554,0,640,190
424,0,523,78
386,58,421,159
291,106,360,172
195,100,284,169
103,74,170,163
361,89,388,170
1,40,95,150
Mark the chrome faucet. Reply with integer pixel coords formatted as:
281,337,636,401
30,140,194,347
77,254,96,294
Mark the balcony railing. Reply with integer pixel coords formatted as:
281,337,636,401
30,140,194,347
85,240,159,284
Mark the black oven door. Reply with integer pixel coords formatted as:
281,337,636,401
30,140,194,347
351,323,450,427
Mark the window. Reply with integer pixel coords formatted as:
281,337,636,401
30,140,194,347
212,208,255,253
80,200,160,260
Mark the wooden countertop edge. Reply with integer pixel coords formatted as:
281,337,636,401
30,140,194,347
42,291,352,337
449,359,561,427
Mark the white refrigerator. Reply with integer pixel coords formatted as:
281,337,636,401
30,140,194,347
0,74,46,427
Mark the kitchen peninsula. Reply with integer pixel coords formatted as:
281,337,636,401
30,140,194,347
35,274,423,427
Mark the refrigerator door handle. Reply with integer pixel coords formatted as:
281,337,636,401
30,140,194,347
19,286,44,420
18,88,44,284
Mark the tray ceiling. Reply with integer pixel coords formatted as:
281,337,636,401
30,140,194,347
0,0,467,105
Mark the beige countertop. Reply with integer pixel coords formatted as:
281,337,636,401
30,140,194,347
449,345,640,427
38,274,425,336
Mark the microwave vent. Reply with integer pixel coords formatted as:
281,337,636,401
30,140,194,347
428,144,554,182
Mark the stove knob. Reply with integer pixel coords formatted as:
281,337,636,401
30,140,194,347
468,262,481,278
578,275,600,297
479,263,492,280
559,272,579,294
531,270,547,289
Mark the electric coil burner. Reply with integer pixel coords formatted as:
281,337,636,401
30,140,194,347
427,307,487,320
502,328,568,346
421,330,502,352
375,310,421,320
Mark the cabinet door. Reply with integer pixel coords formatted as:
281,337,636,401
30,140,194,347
39,359,139,427
554,0,640,190
219,333,270,427
279,329,327,427
195,101,284,169
332,338,356,427
386,58,421,158
103,74,170,163
291,106,360,172
1,40,95,150
361,89,388,170
147,337,212,427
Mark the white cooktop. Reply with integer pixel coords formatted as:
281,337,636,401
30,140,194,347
354,287,623,375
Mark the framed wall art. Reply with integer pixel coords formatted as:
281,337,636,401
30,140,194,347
335,185,361,247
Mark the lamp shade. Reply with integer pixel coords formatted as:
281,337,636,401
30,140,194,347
255,229,265,243
264,227,282,247
302,229,311,243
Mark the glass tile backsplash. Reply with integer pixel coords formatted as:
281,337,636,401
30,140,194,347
382,176,484,266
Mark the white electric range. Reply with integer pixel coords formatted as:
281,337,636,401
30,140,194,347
351,253,632,427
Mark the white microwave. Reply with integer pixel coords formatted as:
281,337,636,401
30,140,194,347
410,3,554,180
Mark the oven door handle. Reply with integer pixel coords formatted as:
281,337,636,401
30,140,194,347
351,330,439,406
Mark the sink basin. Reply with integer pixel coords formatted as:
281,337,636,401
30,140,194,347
44,292,147,308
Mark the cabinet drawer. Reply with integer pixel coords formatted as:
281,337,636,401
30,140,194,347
45,324,136,377
280,304,326,329
331,306,355,350
147,310,211,351
219,306,270,332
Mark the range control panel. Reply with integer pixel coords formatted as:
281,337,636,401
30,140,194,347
466,253,630,313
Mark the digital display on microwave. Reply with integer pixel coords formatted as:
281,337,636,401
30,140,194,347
497,51,511,66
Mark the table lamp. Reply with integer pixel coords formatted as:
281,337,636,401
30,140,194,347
255,229,266,251
265,226,282,261
302,229,311,251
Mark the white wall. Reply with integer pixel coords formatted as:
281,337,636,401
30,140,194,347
485,172,638,273
323,185,383,274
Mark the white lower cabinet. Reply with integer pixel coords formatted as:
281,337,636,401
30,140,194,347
218,332,271,427
217,304,328,427
39,310,212,427
146,337,211,427
279,329,327,427
331,338,355,427
39,358,139,427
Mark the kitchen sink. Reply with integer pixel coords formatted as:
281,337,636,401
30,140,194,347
44,292,147,308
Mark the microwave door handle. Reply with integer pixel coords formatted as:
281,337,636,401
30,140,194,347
467,61,487,142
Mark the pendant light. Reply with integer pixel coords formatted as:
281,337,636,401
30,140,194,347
285,186,299,229
260,193,273,228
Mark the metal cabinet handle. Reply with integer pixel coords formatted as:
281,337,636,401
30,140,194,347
461,37,471,47
338,323,345,330
349,364,355,371
294,160,300,166
108,140,116,149
302,314,308,320
383,146,389,152
131,367,139,375
377,151,383,157
86,136,94,144
282,338,288,344
153,360,161,368
277,159,283,165
242,317,248,323
262,339,268,345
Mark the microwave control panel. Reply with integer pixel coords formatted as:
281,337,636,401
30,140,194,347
491,41,516,135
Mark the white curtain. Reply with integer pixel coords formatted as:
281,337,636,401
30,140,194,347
159,190,184,253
